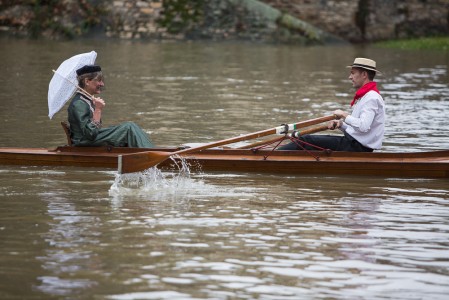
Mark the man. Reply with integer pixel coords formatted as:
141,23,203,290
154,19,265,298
67,65,155,147
279,57,385,152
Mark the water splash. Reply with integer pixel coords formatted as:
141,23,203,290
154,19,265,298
109,155,201,201
108,155,264,208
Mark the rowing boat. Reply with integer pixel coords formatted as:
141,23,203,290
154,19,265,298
1,146,448,178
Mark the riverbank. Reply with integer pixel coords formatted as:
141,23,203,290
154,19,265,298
376,36,449,50
0,0,447,44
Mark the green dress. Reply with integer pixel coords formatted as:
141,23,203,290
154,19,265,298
67,92,154,148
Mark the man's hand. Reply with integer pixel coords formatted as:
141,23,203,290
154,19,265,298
328,120,342,130
334,109,348,120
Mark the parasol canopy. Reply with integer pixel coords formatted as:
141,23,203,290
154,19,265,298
48,51,97,119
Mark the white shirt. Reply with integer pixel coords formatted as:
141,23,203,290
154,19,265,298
340,90,385,150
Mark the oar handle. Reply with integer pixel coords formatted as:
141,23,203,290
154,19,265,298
294,124,330,136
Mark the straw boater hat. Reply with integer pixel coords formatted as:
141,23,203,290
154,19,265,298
347,58,381,74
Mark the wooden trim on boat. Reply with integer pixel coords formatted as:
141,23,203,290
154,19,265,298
0,146,448,178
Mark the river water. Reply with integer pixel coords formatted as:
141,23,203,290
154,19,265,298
0,38,448,299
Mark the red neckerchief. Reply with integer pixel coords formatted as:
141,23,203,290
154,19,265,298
351,82,380,107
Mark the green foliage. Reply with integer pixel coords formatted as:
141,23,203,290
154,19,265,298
376,37,449,50
157,0,205,34
78,0,105,31
28,0,69,38
23,0,105,38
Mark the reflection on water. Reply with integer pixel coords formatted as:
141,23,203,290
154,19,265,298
1,165,449,299
0,39,449,299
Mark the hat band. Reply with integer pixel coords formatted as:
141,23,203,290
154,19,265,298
353,63,376,70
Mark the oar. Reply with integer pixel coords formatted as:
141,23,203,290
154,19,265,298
238,124,330,149
118,115,337,174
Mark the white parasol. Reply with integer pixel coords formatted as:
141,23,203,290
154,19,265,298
48,51,97,119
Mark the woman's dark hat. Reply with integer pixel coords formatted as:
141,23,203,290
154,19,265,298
76,65,102,76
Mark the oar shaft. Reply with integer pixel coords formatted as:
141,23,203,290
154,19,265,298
238,124,330,149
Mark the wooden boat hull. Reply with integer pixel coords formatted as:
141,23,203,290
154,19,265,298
1,146,449,178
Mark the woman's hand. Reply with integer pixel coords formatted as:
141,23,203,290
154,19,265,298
91,97,105,126
92,96,105,110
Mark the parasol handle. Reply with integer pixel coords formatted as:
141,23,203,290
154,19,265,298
52,69,94,100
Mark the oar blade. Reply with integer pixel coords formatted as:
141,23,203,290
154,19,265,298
118,151,170,174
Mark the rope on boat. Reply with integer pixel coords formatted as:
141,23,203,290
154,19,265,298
248,136,285,159
250,134,328,161
288,136,323,161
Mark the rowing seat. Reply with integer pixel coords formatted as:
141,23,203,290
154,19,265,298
61,121,73,146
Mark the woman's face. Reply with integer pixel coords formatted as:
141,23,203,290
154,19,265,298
84,75,104,95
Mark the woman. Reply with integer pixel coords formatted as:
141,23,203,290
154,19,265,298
67,65,154,148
